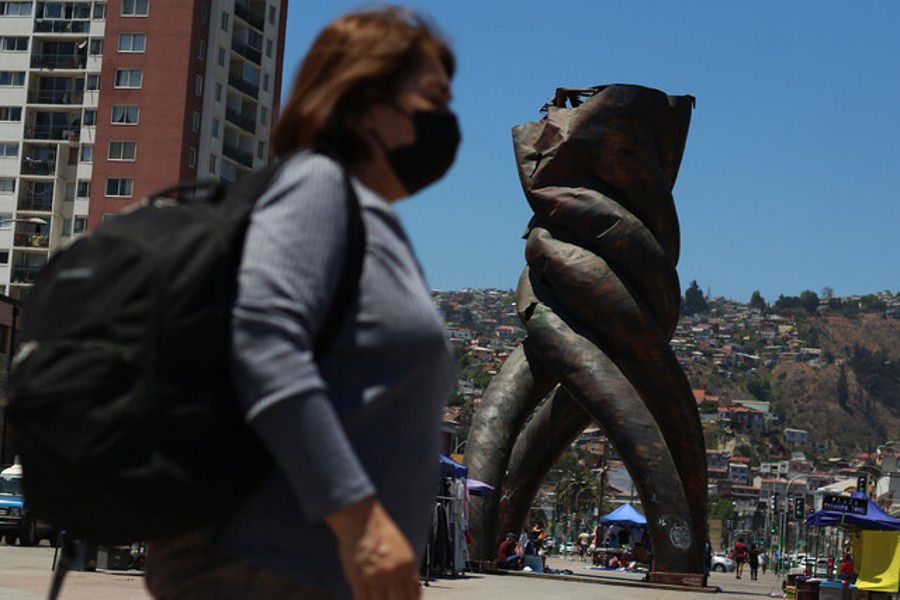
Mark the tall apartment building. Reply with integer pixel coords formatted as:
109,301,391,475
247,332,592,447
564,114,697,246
0,0,288,299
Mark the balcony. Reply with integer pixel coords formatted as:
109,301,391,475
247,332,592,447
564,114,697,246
228,75,259,99
231,39,262,65
223,143,254,168
21,157,56,176
14,233,50,249
24,125,80,142
27,90,84,105
234,3,265,32
11,267,43,285
30,54,87,70
225,108,256,134
18,192,53,212
34,20,91,34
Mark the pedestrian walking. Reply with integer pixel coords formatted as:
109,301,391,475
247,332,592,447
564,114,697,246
761,552,769,575
748,544,760,581
733,537,749,579
144,7,459,600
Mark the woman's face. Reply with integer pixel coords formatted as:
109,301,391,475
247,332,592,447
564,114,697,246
365,49,452,151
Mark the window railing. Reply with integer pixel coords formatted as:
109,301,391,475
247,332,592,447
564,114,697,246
225,108,256,134
14,233,50,249
21,157,57,175
34,20,91,34
30,53,87,69
17,192,53,212
27,90,84,105
234,3,265,31
11,267,44,284
228,75,259,99
223,143,254,168
24,125,80,141
231,39,262,65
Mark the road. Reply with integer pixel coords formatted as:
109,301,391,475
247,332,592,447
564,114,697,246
0,545,784,599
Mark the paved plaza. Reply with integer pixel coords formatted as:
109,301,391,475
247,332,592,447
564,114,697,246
0,545,784,599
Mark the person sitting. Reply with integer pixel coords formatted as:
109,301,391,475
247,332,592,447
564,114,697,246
839,552,855,582
496,533,523,570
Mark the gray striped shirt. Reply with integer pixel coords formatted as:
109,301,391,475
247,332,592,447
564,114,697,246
219,151,455,597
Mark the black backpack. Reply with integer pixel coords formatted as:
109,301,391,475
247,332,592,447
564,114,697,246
5,152,365,545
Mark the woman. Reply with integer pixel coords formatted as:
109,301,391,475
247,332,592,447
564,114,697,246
748,544,760,581
145,8,458,600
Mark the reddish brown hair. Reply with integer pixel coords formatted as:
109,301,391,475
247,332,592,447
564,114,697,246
271,7,454,162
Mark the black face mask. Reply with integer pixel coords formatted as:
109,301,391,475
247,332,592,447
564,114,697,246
381,109,461,195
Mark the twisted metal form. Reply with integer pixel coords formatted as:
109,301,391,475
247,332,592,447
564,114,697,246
465,85,707,582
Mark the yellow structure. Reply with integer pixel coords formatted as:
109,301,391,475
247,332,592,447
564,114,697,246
853,530,900,592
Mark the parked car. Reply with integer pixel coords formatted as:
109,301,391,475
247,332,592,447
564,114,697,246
562,542,577,554
0,462,56,546
711,552,736,572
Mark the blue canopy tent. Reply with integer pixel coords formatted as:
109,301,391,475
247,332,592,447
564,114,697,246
806,492,900,531
440,454,468,478
600,503,647,526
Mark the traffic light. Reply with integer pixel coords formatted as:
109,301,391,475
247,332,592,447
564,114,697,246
773,492,781,513
794,497,805,519
857,475,868,494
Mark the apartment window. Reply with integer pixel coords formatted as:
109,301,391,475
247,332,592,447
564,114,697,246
0,142,18,157
260,106,268,126
121,0,149,16
102,214,118,224
208,154,216,174
199,3,209,24
64,182,75,200
0,107,22,121
198,39,206,60
221,161,236,182
0,212,12,227
0,2,32,16
220,11,229,32
76,179,90,197
191,111,200,133
83,109,97,126
217,47,226,67
73,217,86,234
111,105,140,124
93,3,106,19
266,39,273,58
117,33,146,53
89,39,103,55
0,71,25,86
211,119,220,138
0,37,28,52
262,73,270,93
0,251,8,264
188,147,196,168
62,218,73,237
195,75,203,97
0,179,14,194
215,82,222,102
114,69,143,89
257,141,265,160
85,74,100,91
79,144,93,162
108,141,136,161
268,5,275,25
105,178,133,197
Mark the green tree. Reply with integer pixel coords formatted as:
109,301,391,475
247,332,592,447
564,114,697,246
799,290,820,315
746,372,771,402
749,290,767,311
682,280,709,316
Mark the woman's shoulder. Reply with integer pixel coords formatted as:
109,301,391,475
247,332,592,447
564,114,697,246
253,149,350,221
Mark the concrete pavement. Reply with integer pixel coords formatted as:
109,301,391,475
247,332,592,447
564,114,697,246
0,545,784,599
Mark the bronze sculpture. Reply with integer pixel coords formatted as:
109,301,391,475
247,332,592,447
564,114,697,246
465,84,707,584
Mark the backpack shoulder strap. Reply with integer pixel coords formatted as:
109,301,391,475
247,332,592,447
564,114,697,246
314,167,365,358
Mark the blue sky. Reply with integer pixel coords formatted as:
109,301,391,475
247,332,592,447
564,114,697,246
281,2,899,302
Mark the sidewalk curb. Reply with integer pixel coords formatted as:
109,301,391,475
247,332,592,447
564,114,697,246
496,569,722,593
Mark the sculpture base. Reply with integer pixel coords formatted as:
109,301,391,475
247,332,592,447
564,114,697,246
647,571,706,588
